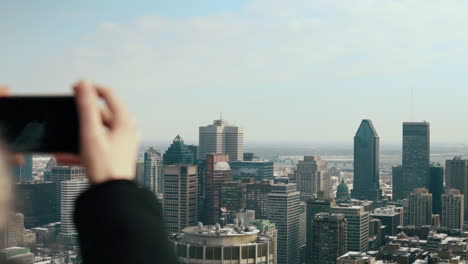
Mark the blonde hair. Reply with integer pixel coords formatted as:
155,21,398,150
0,150,12,227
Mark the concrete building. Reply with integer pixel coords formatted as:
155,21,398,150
393,122,430,200
199,119,244,161
310,213,347,264
143,147,163,195
204,154,233,224
220,182,247,222
337,252,376,264
246,180,272,220
352,119,381,201
331,205,370,252
135,159,145,187
371,206,401,236
295,156,327,201
441,189,464,230
50,166,86,182
445,157,468,216
59,179,88,241
0,213,24,250
0,247,34,264
306,198,336,264
230,160,274,181
163,165,198,233
169,224,276,263
406,188,432,227
268,183,301,264
14,182,57,228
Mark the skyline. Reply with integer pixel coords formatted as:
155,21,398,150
4,0,468,143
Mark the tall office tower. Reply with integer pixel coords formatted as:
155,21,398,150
135,159,145,186
163,165,198,233
445,157,468,216
429,163,444,214
230,160,274,181
169,224,276,264
352,119,381,201
15,182,58,228
50,166,86,181
59,179,89,240
12,154,33,182
163,135,195,165
267,183,301,264
310,213,347,264
317,170,332,200
406,188,432,227
398,122,431,200
246,179,272,220
441,189,464,230
199,119,244,161
143,147,163,195
204,154,233,224
392,165,404,200
220,182,247,222
0,213,25,249
371,206,401,236
331,205,370,252
295,156,324,201
305,198,336,264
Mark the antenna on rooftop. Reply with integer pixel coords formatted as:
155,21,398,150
410,88,415,122
220,112,223,120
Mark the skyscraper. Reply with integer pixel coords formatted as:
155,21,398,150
310,213,347,264
59,179,89,241
441,189,464,230
15,182,58,228
429,163,444,214
0,213,25,249
267,183,301,264
331,205,370,252
246,179,272,220
395,122,430,200
445,157,468,216
163,165,198,233
12,154,33,182
163,135,196,165
143,147,163,195
406,188,432,227
199,119,244,161
352,119,381,201
220,181,247,221
204,154,233,224
295,156,326,201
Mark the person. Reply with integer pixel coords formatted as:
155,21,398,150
0,81,177,264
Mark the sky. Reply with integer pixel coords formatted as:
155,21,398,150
3,0,468,145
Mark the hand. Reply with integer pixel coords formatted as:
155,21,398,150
0,85,23,165
56,80,140,184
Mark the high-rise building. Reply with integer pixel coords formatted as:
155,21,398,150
204,154,233,224
143,147,163,194
331,205,370,252
371,206,401,236
396,122,430,200
445,157,468,216
429,163,444,214
0,247,34,264
310,213,347,264
392,165,404,200
305,198,336,264
15,182,58,228
246,179,272,220
169,224,276,263
0,213,25,250
199,119,244,161
220,182,247,222
163,135,196,165
59,179,89,237
352,119,381,201
12,154,33,182
441,189,464,230
135,159,145,186
50,166,86,182
229,160,274,181
267,183,301,264
163,165,198,233
295,156,326,201
406,188,432,227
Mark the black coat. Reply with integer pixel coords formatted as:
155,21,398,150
74,180,177,264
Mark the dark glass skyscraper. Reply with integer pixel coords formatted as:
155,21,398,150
351,119,381,201
12,154,33,182
163,135,195,165
394,122,430,200
429,163,444,215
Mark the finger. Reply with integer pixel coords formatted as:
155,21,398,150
8,154,24,165
94,85,129,125
100,107,113,128
73,80,104,140
54,153,82,165
0,86,10,97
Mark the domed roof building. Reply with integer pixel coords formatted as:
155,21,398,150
336,180,351,202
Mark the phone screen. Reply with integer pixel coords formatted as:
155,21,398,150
0,96,79,153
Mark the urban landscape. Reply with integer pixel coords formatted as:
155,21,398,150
3,117,468,264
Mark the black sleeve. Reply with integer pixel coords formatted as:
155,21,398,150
74,180,177,264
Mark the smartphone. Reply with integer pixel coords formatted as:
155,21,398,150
0,96,79,153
